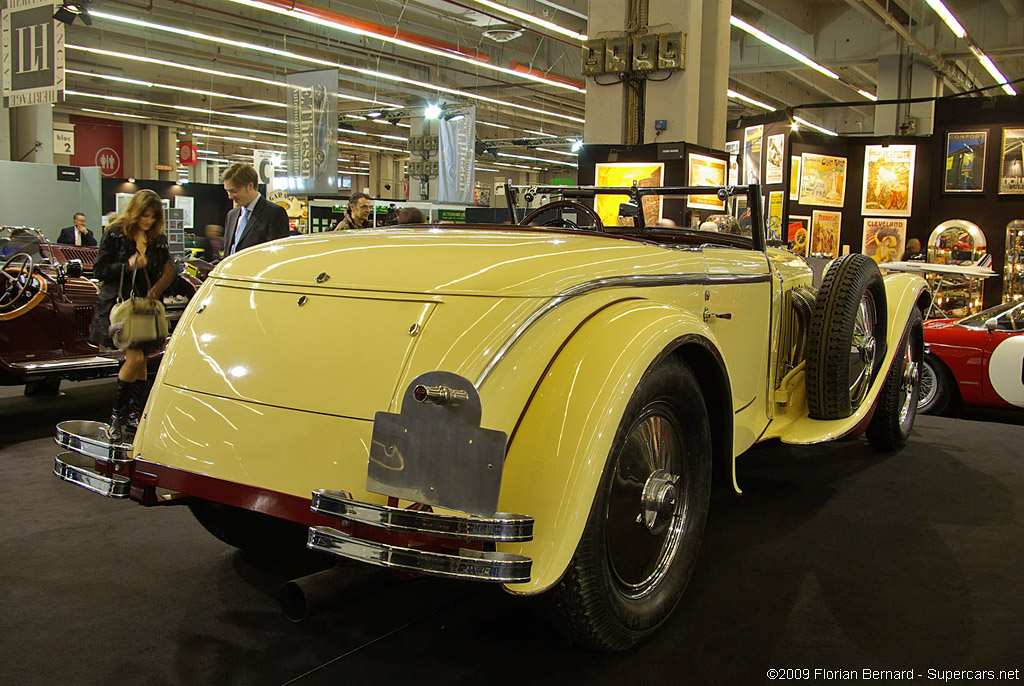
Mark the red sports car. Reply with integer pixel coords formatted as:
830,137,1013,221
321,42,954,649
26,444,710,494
919,300,1024,414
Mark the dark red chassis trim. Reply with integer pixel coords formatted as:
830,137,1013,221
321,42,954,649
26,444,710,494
102,457,483,553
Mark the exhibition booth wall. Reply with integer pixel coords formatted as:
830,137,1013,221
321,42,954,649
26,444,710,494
0,161,102,241
100,179,234,238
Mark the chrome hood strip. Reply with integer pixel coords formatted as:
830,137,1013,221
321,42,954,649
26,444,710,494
475,272,771,387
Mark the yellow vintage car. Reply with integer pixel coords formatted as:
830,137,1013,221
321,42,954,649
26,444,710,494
54,184,929,651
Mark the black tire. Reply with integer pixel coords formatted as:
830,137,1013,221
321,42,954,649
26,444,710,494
546,357,712,651
24,376,61,396
188,499,309,554
806,254,887,420
918,353,954,415
866,307,923,451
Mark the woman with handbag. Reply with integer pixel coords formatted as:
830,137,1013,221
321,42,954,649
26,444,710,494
89,189,176,442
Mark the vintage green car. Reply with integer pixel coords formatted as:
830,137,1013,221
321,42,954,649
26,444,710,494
54,184,929,651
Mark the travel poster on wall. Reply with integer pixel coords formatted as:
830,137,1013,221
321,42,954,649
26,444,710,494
687,153,727,210
788,215,811,256
862,145,916,217
810,209,841,258
800,153,847,208
998,127,1024,194
725,140,740,186
862,217,907,265
790,155,801,201
594,162,665,226
767,191,784,239
765,134,785,185
944,131,987,193
744,125,763,185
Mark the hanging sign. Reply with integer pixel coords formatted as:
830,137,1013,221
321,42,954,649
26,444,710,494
437,106,477,204
179,141,198,166
286,69,338,195
1,0,65,107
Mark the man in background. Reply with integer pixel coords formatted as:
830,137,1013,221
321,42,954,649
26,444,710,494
222,162,289,256
332,192,373,230
902,237,925,261
57,213,97,246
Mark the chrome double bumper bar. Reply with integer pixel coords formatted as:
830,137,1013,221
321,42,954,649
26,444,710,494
307,526,532,584
55,420,132,462
309,490,534,583
311,489,534,542
53,451,131,498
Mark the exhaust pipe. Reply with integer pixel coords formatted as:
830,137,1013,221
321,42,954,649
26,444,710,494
280,564,381,622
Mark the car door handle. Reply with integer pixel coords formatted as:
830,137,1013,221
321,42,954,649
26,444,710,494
703,308,732,322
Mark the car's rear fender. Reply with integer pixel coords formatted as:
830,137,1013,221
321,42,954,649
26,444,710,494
493,299,732,595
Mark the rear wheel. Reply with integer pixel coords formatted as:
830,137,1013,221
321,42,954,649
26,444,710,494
546,357,712,651
806,254,887,419
917,353,954,415
866,307,923,451
188,500,309,554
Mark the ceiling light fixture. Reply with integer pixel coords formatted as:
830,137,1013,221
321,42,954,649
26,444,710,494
858,89,878,101
730,16,840,80
570,139,583,153
465,0,588,41
87,10,585,124
727,88,777,112
54,1,92,26
923,0,967,38
969,45,1017,96
793,116,838,136
424,104,442,119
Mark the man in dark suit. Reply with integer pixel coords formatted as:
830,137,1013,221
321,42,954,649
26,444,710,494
222,162,289,256
57,213,97,246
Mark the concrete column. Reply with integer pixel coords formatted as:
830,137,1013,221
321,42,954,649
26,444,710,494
123,123,141,178
875,54,938,136
583,0,628,145
140,124,159,180
159,126,176,181
10,104,53,163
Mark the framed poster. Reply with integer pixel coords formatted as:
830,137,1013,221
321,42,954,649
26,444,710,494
594,162,665,226
810,209,841,258
744,125,763,185
789,155,802,201
944,131,987,193
687,153,727,210
788,214,811,256
998,127,1024,194
862,145,916,216
767,190,784,239
862,217,908,265
174,195,195,230
765,134,785,185
800,153,847,207
725,140,740,186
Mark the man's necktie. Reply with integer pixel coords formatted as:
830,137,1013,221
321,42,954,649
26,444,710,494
231,206,249,254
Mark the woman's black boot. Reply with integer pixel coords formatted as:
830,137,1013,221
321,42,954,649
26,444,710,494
107,379,133,444
127,380,151,434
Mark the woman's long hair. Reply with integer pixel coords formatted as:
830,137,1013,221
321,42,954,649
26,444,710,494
112,189,165,240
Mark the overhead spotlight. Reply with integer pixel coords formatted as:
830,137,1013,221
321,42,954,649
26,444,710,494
424,104,442,120
53,1,92,26
270,153,283,166
571,139,583,153
366,111,382,118
443,112,466,122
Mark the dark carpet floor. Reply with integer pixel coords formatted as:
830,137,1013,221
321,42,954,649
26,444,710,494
1,379,1022,684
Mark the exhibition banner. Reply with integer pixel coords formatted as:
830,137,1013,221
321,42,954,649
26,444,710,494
998,127,1024,194
765,134,785,185
944,131,987,193
800,153,847,208
286,69,337,195
687,153,727,210
437,106,476,204
1,0,64,108
861,145,916,217
810,209,841,258
862,217,907,265
743,125,763,185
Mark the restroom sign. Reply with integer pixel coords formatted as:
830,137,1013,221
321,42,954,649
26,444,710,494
1,0,66,107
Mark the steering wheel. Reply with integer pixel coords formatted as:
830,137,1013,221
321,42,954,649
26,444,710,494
520,200,604,232
0,252,34,308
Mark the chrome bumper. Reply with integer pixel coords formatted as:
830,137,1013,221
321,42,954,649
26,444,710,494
309,490,534,583
55,420,132,462
53,451,131,498
307,526,532,584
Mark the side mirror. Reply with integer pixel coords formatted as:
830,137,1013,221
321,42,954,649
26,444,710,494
64,259,83,279
984,317,999,332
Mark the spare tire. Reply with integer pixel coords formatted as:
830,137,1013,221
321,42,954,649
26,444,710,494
806,254,887,419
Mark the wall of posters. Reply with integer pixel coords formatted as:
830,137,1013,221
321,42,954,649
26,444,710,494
862,217,907,265
789,155,801,201
767,190,784,239
744,125,763,185
800,153,847,207
687,153,727,210
811,209,841,258
999,127,1024,194
944,131,987,193
594,162,665,226
788,215,811,257
765,134,785,185
862,145,916,216
725,141,740,186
